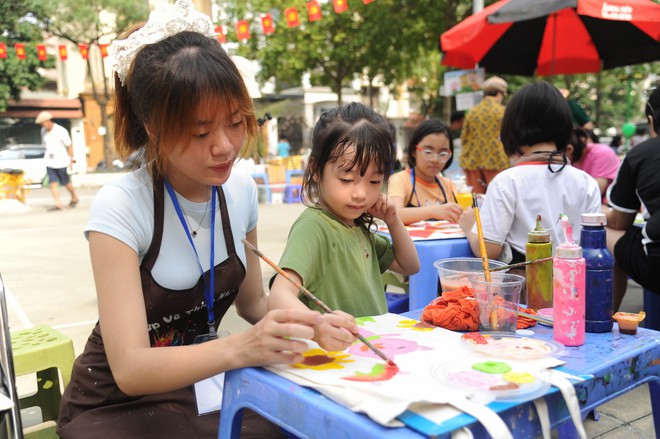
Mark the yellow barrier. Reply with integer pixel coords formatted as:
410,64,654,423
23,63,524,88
0,171,26,203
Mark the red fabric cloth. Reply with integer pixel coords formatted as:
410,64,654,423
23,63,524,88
422,285,538,331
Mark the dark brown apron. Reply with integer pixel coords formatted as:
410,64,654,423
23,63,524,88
58,182,245,438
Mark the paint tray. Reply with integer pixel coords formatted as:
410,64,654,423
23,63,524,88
430,358,551,402
460,333,564,360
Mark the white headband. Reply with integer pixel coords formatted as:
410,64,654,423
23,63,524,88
110,0,217,86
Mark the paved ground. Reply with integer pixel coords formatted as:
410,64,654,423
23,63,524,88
0,179,655,438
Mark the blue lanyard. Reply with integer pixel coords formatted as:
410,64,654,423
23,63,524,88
164,180,217,338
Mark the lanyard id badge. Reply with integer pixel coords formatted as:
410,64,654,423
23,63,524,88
193,330,231,415
164,181,219,339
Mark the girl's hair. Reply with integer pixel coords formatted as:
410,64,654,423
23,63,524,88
303,102,394,227
114,30,257,178
646,87,660,134
500,81,573,156
569,127,589,163
406,119,454,170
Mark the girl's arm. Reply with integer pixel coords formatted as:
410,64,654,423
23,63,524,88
391,195,463,225
90,231,322,396
269,270,357,352
371,193,420,275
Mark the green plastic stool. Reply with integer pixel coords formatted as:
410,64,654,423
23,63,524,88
10,325,75,434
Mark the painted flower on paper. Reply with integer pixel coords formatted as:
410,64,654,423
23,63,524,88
397,318,436,332
292,348,354,370
356,316,376,326
342,363,400,382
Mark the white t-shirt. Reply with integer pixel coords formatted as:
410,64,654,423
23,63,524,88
86,166,258,290
473,163,601,258
42,123,72,169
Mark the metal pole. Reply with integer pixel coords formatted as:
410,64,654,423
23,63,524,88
473,0,484,14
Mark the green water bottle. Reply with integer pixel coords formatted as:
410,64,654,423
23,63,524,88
526,214,553,311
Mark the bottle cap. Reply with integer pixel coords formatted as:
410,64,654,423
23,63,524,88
528,214,550,243
556,214,582,258
556,245,582,259
581,212,606,226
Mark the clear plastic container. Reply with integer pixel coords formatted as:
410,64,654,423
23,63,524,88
434,258,508,293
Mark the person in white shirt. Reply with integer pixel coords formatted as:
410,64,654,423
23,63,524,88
458,82,601,264
35,111,79,211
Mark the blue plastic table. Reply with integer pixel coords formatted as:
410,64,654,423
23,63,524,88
218,310,660,438
407,238,472,310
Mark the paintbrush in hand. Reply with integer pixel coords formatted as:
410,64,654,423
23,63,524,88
242,239,397,367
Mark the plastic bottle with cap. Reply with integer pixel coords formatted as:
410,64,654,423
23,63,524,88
581,212,614,333
526,214,553,311
553,215,586,346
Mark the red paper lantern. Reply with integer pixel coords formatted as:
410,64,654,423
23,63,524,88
215,26,227,44
307,1,322,22
261,14,275,35
333,0,348,13
285,7,301,28
14,43,26,60
236,20,251,40
78,43,89,60
58,45,68,61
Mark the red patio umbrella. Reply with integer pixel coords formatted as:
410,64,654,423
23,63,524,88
440,0,660,76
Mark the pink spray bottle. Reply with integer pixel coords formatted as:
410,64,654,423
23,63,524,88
553,214,586,346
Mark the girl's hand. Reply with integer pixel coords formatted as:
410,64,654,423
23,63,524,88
458,208,476,234
368,193,398,224
433,202,463,223
235,308,323,366
313,310,358,352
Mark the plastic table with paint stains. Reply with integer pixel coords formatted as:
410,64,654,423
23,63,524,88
376,228,473,310
218,310,660,438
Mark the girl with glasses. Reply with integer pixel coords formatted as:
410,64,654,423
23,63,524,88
388,119,463,225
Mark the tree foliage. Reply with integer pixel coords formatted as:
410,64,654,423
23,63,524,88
0,0,51,112
217,0,470,105
26,0,148,166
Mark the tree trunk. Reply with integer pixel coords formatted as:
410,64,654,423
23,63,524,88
86,53,113,170
335,77,343,105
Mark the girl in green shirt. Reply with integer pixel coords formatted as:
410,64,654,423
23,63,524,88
269,102,419,352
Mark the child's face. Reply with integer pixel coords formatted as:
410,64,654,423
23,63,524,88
165,106,245,198
318,148,384,226
413,133,451,180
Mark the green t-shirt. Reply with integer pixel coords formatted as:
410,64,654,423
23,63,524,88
278,207,395,317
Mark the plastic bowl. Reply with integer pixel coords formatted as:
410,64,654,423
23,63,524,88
434,258,508,293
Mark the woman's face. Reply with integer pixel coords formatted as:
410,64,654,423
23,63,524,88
413,132,452,182
166,106,246,200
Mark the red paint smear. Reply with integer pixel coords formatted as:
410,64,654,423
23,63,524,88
342,363,400,382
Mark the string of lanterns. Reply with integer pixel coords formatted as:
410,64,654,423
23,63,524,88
0,0,376,60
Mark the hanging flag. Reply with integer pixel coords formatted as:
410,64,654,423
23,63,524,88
215,26,227,44
37,44,47,61
285,7,300,28
99,44,109,58
261,14,275,35
0,43,7,59
14,43,26,60
363,0,376,3
307,1,322,22
236,20,251,40
58,44,68,61
78,43,89,60
333,0,349,13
